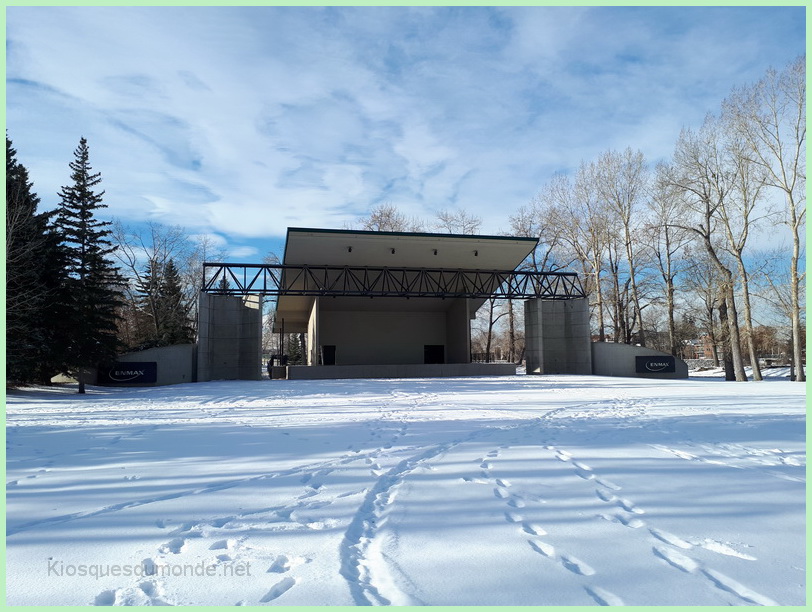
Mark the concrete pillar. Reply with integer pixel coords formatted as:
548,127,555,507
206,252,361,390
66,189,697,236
525,298,592,375
197,292,263,381
445,298,472,363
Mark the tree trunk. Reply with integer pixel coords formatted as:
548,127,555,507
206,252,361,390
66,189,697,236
734,259,762,380
667,280,678,356
723,285,748,381
790,240,805,382
699,232,747,381
595,268,605,342
485,300,494,363
508,300,516,363
624,226,645,346
718,299,735,381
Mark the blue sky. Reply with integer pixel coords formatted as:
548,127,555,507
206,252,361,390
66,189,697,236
5,5,806,262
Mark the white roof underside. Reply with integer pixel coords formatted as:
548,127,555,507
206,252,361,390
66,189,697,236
283,227,538,270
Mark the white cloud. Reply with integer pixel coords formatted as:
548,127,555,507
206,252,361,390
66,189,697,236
6,6,805,259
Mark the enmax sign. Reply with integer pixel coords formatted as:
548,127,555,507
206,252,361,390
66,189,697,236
100,362,158,384
635,355,676,374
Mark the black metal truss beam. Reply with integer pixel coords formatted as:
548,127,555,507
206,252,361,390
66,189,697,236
203,263,585,300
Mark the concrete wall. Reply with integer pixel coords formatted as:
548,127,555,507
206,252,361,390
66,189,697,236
286,363,515,380
445,298,472,363
318,309,448,366
115,344,197,386
525,298,592,375
197,292,263,381
592,342,689,379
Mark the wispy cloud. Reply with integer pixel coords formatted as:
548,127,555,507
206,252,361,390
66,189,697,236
6,5,804,260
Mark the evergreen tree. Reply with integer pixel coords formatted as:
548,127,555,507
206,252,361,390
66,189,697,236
136,258,163,348
156,259,194,345
130,258,194,349
5,136,66,384
55,137,124,393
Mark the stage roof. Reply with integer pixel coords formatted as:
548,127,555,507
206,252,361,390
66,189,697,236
275,228,539,331
283,227,538,270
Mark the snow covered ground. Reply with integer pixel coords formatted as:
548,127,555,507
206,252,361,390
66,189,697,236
5,373,806,606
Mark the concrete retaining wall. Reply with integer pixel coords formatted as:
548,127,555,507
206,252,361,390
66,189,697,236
114,344,197,386
592,342,688,379
197,292,263,381
285,363,516,380
525,298,592,375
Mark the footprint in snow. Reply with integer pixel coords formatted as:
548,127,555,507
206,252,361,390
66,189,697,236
560,554,595,576
572,462,595,480
159,537,187,554
700,568,778,606
494,487,510,499
495,478,511,488
653,545,699,573
209,538,239,551
94,580,173,606
602,512,645,529
595,477,621,491
595,488,616,503
616,498,644,514
260,577,297,603
504,511,524,523
522,522,547,536
267,554,308,573
528,539,556,558
141,558,165,576
507,496,526,509
585,586,625,606
648,528,692,550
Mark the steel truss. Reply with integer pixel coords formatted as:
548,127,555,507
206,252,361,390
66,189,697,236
203,263,585,300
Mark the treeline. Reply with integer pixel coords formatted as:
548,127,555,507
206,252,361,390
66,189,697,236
6,136,216,390
351,57,807,382
7,136,127,392
511,56,806,382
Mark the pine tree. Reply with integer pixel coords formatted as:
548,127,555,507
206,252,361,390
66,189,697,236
136,258,163,348
6,136,66,384
156,259,194,346
55,137,124,393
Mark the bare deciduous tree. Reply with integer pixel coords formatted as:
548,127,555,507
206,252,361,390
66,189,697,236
715,133,770,379
667,116,748,380
723,55,805,381
356,203,426,232
645,163,693,356
434,208,482,235
113,222,227,348
596,148,649,345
